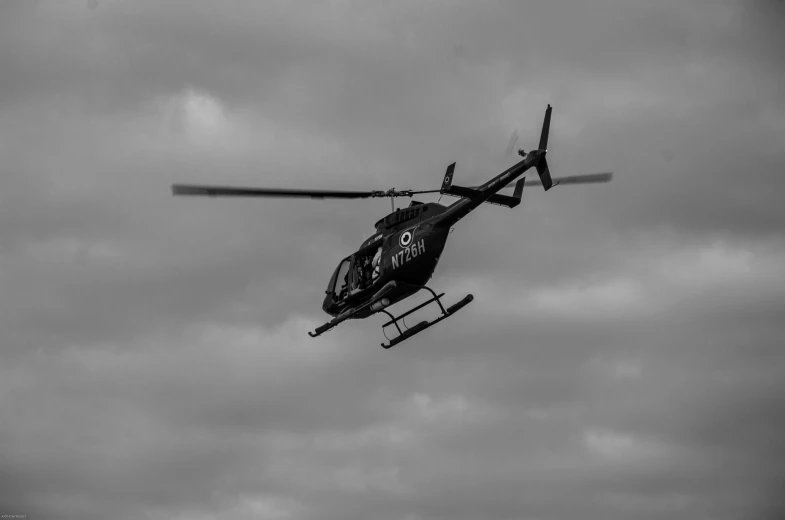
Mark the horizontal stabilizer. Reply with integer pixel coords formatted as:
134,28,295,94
443,184,480,199
485,178,525,208
442,178,526,208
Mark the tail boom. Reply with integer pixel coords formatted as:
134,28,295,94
435,104,554,224
436,157,533,225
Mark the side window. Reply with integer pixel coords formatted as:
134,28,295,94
396,208,420,224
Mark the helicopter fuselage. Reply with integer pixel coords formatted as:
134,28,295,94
320,152,540,318
320,202,452,318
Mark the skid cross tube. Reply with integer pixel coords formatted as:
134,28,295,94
381,287,447,329
379,285,473,349
379,309,402,336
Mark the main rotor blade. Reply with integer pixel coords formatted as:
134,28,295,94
408,189,443,195
172,184,384,199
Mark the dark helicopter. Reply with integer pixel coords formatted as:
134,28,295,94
172,105,612,348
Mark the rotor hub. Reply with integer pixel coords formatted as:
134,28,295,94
378,188,413,198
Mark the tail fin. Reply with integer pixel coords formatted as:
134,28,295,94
539,104,551,151
440,162,456,193
536,105,554,191
537,157,554,191
512,176,525,200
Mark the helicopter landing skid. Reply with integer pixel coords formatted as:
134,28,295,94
308,281,398,338
379,285,473,349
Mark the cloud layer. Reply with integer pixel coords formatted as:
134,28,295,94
2,1,784,519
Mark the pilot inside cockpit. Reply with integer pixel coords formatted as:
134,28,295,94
353,261,364,291
371,246,382,281
362,256,371,279
349,248,382,292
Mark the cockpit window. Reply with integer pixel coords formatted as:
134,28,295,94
328,257,352,300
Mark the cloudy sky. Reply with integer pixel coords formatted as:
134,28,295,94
2,0,785,519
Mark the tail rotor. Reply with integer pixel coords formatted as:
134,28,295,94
506,129,520,156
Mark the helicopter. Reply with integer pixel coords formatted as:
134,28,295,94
171,104,613,348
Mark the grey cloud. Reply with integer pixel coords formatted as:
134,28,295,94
2,0,785,519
